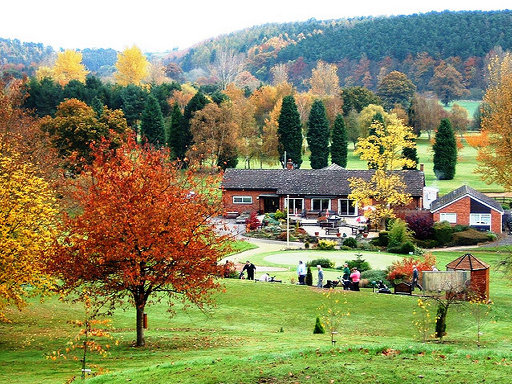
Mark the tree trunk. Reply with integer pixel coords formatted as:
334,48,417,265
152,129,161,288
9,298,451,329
136,304,145,347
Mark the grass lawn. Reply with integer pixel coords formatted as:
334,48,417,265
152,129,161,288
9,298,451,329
1,246,512,383
442,100,481,117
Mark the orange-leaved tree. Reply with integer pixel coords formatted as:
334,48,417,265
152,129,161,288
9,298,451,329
48,136,229,346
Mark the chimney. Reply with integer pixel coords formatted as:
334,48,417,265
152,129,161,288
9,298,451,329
420,163,424,172
286,159,294,170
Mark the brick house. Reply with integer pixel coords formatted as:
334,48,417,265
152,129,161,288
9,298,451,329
430,185,504,233
221,167,425,217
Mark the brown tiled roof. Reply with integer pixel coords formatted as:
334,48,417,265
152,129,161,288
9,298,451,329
431,185,504,213
222,168,425,197
446,253,490,271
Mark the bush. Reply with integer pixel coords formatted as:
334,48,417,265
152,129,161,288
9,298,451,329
342,237,358,248
357,242,380,251
316,239,337,250
313,316,325,334
360,270,390,286
387,253,436,284
345,254,371,272
415,239,438,249
453,224,470,233
306,266,313,286
246,212,261,231
451,228,494,246
375,231,389,247
339,245,352,251
406,213,434,240
433,221,454,246
274,209,286,220
387,219,412,249
306,258,334,269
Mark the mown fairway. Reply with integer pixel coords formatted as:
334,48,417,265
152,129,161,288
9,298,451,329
1,247,511,383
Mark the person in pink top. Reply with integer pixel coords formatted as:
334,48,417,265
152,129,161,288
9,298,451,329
350,268,361,291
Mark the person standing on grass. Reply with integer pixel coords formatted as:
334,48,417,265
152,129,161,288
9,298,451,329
350,267,361,291
297,260,307,285
317,265,324,288
412,265,423,291
342,263,351,280
242,260,256,280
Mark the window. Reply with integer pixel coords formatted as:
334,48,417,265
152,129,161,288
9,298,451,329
338,199,357,216
285,198,304,214
470,213,491,226
233,196,253,204
311,198,331,212
439,213,457,224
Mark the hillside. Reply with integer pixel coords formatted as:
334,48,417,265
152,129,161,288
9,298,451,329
177,10,512,93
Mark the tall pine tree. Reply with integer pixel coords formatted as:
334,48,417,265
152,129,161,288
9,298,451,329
331,113,348,167
167,103,185,160
307,100,330,169
402,137,419,170
140,95,165,145
433,118,457,180
277,95,303,168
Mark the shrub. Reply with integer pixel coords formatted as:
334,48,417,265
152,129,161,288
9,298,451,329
313,316,325,334
406,213,434,240
246,212,261,231
306,266,313,286
304,241,310,249
387,218,412,250
415,239,438,249
316,239,337,250
274,209,286,220
342,237,358,248
360,269,390,285
345,254,371,272
339,245,352,251
357,242,380,251
433,221,454,246
453,224,470,233
307,258,334,269
387,253,436,284
451,228,494,246
388,241,416,255
375,231,389,247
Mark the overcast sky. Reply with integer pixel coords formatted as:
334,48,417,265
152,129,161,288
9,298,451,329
0,0,510,52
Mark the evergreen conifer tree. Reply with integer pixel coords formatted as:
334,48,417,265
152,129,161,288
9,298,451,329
433,118,457,180
277,95,303,168
177,91,209,162
140,95,165,145
331,113,348,167
307,100,330,169
313,316,325,334
402,139,419,170
167,103,186,160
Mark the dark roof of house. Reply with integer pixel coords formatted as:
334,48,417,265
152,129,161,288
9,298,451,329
446,253,490,271
430,185,504,213
222,168,425,197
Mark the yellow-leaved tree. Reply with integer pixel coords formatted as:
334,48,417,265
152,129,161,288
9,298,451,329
0,149,57,320
349,114,416,228
53,50,89,86
114,46,150,86
476,52,512,189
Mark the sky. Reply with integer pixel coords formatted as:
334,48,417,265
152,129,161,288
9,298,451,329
1,0,510,52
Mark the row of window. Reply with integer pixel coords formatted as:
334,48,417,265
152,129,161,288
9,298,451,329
232,196,357,216
440,212,492,226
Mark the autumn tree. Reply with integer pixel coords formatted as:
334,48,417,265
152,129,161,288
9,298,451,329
270,63,289,85
430,62,469,106
48,137,229,346
40,99,128,168
345,109,361,149
188,101,239,168
433,119,457,180
307,99,330,169
342,86,381,115
377,71,416,110
309,61,341,97
278,95,303,168
52,50,89,86
331,114,348,168
261,99,282,166
449,103,470,137
114,46,150,86
140,95,165,145
349,115,416,228
0,149,57,320
408,95,446,139
476,52,512,189
208,48,245,89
